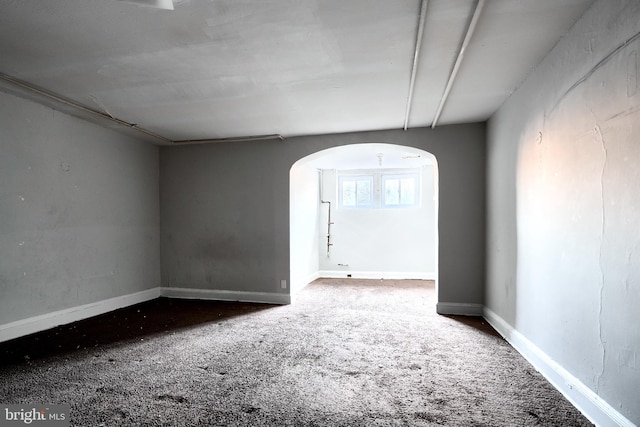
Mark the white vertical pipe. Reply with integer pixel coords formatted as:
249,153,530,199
431,0,485,128
319,169,332,257
403,0,429,131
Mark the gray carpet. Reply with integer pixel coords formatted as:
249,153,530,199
0,279,592,426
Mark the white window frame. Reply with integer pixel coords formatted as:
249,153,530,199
337,168,421,210
338,175,374,209
381,172,420,208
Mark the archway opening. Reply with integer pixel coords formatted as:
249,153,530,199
290,143,439,297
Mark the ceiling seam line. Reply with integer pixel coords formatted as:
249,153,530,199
403,0,429,131
172,134,285,144
0,72,174,144
0,73,286,144
431,0,485,128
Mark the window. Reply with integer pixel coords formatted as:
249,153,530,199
337,169,420,209
339,175,373,208
382,173,419,208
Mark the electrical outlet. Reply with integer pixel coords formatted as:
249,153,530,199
280,279,287,289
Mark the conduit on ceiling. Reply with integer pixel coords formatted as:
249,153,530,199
0,72,173,144
173,135,285,144
403,0,429,131
0,72,284,145
431,0,485,128
117,0,174,10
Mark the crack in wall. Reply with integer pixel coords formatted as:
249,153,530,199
550,28,640,115
593,119,607,393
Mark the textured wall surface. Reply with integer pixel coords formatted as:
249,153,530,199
160,123,485,306
486,0,640,423
0,92,160,324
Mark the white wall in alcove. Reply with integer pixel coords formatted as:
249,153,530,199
290,143,437,290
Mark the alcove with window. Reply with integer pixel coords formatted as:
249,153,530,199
290,143,438,293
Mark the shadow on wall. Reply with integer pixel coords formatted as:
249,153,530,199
289,143,438,295
486,119,519,326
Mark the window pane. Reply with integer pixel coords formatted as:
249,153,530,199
400,178,415,205
385,179,400,205
342,180,356,206
356,179,371,206
339,171,418,209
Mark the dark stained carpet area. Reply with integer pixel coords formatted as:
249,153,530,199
1,298,272,366
0,279,592,426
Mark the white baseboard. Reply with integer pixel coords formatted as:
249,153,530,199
319,270,436,280
7,285,631,426
160,287,291,305
483,308,636,427
0,288,161,343
291,271,320,294
436,302,483,316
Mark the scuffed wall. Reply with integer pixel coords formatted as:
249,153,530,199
160,124,485,307
0,91,160,325
487,0,640,423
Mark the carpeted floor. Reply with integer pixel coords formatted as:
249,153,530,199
0,279,592,426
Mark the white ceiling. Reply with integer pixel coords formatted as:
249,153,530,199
0,0,594,144
301,143,435,170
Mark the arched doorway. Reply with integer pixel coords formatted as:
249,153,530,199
290,143,438,296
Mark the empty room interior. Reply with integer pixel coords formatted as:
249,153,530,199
0,0,638,425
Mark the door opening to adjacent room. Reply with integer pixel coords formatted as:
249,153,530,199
290,143,439,297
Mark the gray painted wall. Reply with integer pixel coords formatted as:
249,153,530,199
160,123,485,306
486,0,640,423
0,91,160,325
